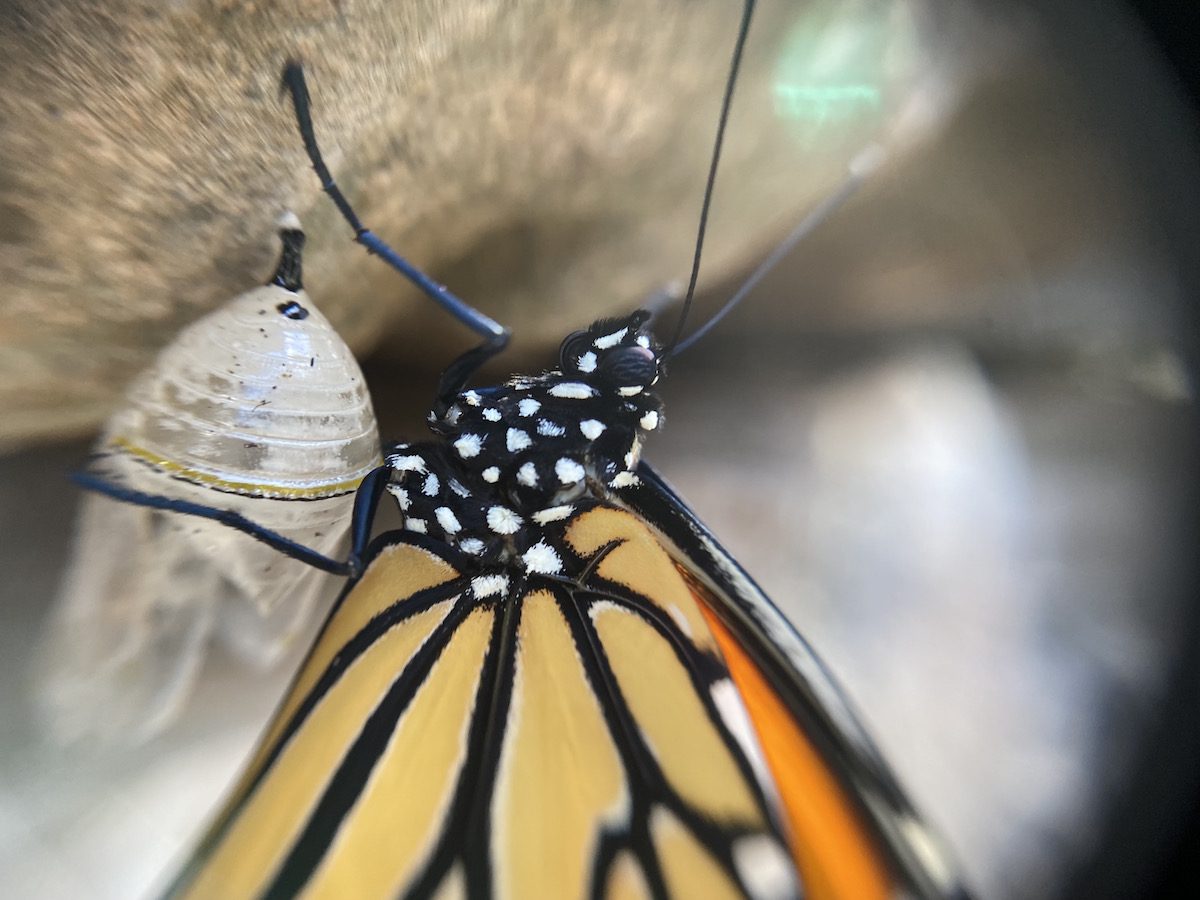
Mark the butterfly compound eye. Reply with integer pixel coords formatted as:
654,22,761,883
596,345,657,387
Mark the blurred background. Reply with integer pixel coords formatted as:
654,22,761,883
2,0,1198,898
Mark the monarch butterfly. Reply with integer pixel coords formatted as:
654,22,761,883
76,2,966,897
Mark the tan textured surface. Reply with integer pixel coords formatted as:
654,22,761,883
0,0,916,446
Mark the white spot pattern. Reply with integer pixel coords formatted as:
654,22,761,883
594,327,628,349
639,411,659,431
518,398,541,417
517,462,539,487
618,386,643,397
487,506,523,535
506,428,532,453
454,434,482,458
537,419,565,437
435,507,461,534
522,541,563,575
555,458,585,485
405,517,428,534
482,466,500,483
471,574,509,599
482,407,502,422
549,382,596,400
532,505,574,525
390,454,427,473
610,471,639,488
459,538,485,555
579,419,606,440
463,390,482,406
577,351,597,373
423,473,440,496
387,484,410,510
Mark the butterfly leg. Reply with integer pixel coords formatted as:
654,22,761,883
281,62,510,412
71,464,394,578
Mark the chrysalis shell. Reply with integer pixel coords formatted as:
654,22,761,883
38,215,380,744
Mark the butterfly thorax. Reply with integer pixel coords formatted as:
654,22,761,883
383,312,664,573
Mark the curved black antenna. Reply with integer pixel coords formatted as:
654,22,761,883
673,143,888,355
664,0,757,356
281,62,510,412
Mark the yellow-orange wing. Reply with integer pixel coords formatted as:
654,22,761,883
168,508,808,899
619,464,966,900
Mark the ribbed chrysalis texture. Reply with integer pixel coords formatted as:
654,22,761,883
38,217,380,744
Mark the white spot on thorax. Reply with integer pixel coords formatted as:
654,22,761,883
618,386,643,397
577,351,597,373
472,574,509,598
555,458,585,485
579,419,606,440
636,334,651,349
482,407,502,422
532,504,574,525
405,517,428,534
517,462,539,487
522,541,563,575
518,398,541,416
639,410,659,431
459,538,485,555
387,484,410,511
487,506,523,535
454,434,483,458
389,454,427,473
422,473,440,496
434,507,461,534
594,327,628,349
537,419,565,437
482,466,500,483
610,471,639,488
463,390,482,406
506,428,531,453
549,382,596,399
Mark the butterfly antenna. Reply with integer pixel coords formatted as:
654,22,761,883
673,143,888,355
664,0,757,356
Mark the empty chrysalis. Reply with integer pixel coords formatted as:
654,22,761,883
37,214,380,744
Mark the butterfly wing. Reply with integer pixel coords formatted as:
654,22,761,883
167,507,806,900
618,463,966,899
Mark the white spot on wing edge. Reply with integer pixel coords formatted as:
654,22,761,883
482,407,502,422
405,517,428,534
517,462,538,487
610,471,639,488
518,398,541,416
577,350,597,373
458,538,485,555
463,390,482,406
423,473,440,496
482,466,500,483
639,410,659,431
732,835,799,900
618,386,643,397
710,680,773,798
